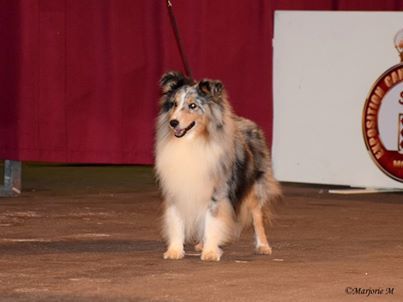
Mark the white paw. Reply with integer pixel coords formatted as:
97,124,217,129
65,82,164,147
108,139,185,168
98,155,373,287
163,248,185,260
201,248,223,262
256,244,272,255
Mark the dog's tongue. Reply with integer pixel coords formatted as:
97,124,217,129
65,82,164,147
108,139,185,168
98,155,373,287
174,128,185,137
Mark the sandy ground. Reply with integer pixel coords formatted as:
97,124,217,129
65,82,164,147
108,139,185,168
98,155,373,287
0,164,402,301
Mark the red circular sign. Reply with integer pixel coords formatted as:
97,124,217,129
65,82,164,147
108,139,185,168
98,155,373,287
362,63,403,182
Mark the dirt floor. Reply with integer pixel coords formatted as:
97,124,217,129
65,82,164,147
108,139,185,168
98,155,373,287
0,164,402,302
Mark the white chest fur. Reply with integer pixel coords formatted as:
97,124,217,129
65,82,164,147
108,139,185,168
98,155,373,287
156,138,224,228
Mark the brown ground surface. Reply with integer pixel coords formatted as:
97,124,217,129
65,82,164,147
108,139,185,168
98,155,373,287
0,164,402,302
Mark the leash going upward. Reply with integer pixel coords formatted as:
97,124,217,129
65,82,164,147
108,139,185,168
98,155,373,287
166,0,193,80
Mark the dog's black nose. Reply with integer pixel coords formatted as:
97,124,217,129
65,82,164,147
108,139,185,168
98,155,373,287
169,119,179,128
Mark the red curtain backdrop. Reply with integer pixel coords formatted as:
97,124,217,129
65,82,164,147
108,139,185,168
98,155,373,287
0,0,402,164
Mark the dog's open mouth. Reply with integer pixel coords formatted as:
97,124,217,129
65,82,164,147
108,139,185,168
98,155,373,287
174,121,196,138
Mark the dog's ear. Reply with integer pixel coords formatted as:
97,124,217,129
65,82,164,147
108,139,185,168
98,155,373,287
160,71,190,94
197,79,224,99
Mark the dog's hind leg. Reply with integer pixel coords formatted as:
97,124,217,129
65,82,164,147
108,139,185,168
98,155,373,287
252,205,272,255
194,242,203,252
240,186,272,255
252,172,281,255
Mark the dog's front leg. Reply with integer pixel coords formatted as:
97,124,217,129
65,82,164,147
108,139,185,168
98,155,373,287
201,199,232,262
163,205,185,260
201,212,223,261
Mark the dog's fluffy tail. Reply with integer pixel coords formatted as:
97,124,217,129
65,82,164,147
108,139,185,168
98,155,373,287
237,169,282,231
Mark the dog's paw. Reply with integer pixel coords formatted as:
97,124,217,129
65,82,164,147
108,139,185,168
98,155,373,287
201,248,223,262
256,244,272,255
194,242,203,252
163,248,185,260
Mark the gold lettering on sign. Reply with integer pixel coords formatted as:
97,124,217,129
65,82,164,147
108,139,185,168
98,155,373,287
364,85,386,160
393,160,403,168
384,68,403,87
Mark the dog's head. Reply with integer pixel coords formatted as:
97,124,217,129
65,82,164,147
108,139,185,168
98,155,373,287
159,71,226,139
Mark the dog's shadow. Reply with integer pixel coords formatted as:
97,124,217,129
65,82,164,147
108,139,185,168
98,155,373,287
0,239,165,255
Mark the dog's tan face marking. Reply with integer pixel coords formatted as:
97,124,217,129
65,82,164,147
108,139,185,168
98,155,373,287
168,87,208,139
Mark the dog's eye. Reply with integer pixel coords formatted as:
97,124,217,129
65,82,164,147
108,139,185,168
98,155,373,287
167,101,177,109
163,100,177,112
189,103,197,110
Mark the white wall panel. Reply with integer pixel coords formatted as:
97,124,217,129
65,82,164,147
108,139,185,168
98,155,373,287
273,11,403,188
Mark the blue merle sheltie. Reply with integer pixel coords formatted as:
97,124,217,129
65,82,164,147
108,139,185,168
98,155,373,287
155,71,282,261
